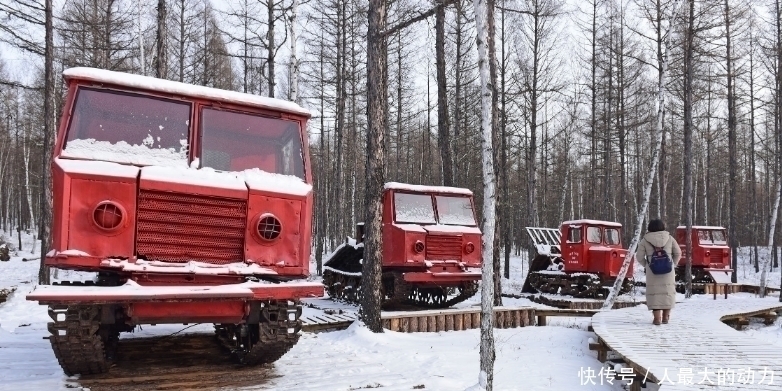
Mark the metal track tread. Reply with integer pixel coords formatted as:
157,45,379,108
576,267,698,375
215,300,301,365
591,299,782,390
48,305,113,376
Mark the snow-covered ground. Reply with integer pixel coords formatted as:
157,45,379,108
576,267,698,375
1,229,780,391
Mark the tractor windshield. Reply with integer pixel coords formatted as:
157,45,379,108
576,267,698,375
200,108,305,178
604,228,621,245
394,193,436,224
711,230,727,244
700,230,727,245
62,88,192,167
435,196,476,225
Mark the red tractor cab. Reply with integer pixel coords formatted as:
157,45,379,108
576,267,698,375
26,68,323,375
675,226,731,283
323,182,482,308
523,220,632,298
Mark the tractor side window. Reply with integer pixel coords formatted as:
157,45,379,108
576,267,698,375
394,193,436,224
587,227,602,244
604,228,620,245
698,231,713,244
567,227,581,243
711,230,727,244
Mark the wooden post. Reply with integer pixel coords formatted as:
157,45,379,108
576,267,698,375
455,313,464,331
401,317,409,333
445,315,454,331
537,315,547,326
390,318,400,331
436,315,445,331
713,282,717,300
464,313,472,329
428,316,436,332
410,317,418,333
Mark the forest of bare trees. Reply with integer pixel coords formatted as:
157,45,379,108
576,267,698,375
1,0,781,282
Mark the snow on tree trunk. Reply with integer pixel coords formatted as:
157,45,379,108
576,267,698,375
760,180,781,297
474,0,497,388
602,0,684,311
288,0,299,103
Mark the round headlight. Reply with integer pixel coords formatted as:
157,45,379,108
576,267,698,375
414,240,425,254
465,242,475,254
93,201,125,231
257,214,282,241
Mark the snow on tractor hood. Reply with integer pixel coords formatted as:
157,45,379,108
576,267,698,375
55,158,312,198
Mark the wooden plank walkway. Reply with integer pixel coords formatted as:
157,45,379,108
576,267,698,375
592,298,782,390
301,312,358,332
381,306,536,332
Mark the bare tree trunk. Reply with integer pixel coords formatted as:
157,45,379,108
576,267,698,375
762,0,782,298
723,0,738,283
487,0,502,306
683,0,694,298
267,0,276,97
38,0,54,285
473,0,497,387
435,0,453,187
603,0,682,310
156,0,168,78
288,0,298,102
360,0,387,333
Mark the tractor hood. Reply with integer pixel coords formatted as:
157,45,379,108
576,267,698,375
422,225,482,235
139,165,312,199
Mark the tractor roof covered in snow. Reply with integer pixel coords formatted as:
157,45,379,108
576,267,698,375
561,219,623,228
63,67,312,117
383,182,473,196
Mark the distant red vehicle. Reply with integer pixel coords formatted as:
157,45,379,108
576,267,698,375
26,68,323,375
523,220,633,298
675,225,731,283
323,183,482,308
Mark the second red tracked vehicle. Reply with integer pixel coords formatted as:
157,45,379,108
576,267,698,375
323,183,482,308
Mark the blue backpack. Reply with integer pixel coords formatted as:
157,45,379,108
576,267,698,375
647,240,673,274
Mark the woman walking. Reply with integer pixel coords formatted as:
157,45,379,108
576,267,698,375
636,219,681,325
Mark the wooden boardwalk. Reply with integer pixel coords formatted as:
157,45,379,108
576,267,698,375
591,298,782,390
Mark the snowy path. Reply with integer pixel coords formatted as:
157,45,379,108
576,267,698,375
592,296,782,390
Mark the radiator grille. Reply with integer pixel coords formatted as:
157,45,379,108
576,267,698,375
136,190,247,264
710,251,726,266
425,235,462,261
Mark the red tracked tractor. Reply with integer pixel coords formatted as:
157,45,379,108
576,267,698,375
522,220,633,298
674,225,732,287
26,68,323,375
323,183,482,309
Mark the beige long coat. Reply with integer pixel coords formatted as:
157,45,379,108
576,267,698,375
636,231,681,310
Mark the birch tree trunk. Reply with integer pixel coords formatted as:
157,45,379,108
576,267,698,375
473,0,497,387
360,0,387,333
760,183,782,297
760,0,782,296
602,0,683,311
23,131,35,231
